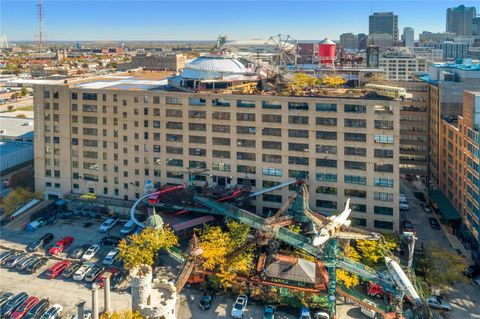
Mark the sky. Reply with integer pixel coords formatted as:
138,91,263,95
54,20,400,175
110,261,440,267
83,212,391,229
0,0,478,41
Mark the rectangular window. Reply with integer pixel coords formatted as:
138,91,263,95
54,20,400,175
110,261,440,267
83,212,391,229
83,139,98,147
344,147,366,156
374,206,394,216
374,164,394,172
237,126,256,135
316,103,337,112
289,129,309,138
153,96,160,104
189,135,206,144
237,152,255,161
212,125,231,133
316,186,337,195
316,131,337,140
262,114,281,123
188,97,206,106
167,134,183,142
262,101,282,109
344,161,367,171
82,104,98,112
288,102,308,110
237,113,256,122
374,220,394,230
344,119,367,128
166,146,183,155
344,175,367,185
345,189,367,198
82,93,97,100
374,178,394,187
237,99,256,108
212,111,230,120
83,128,98,136
212,99,230,107
344,104,366,113
344,133,366,142
351,203,367,212
263,128,282,136
288,116,308,125
317,200,337,209
212,150,230,158
374,149,394,158
166,122,183,130
166,109,183,117
189,110,206,119
263,194,283,203
289,170,308,179
316,117,337,126
189,160,207,169
166,96,182,105
82,116,97,124
374,120,394,130
316,145,337,154
262,154,282,163
189,148,206,156
374,134,394,144
237,165,256,174
316,159,337,167
262,167,283,176
288,143,309,152
351,218,367,227
374,192,393,202
212,162,231,172
289,156,309,165
212,137,230,146
237,139,256,148
166,159,183,167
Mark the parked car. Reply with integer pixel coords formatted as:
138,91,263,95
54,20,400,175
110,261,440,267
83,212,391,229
403,220,415,232
110,270,128,290
10,297,39,319
81,245,100,261
299,307,312,319
100,236,121,246
429,217,441,230
102,249,119,266
73,263,94,281
27,234,54,252
99,217,119,233
5,253,29,269
68,245,90,260
25,257,48,274
16,256,37,271
85,266,104,282
420,203,431,213
45,260,70,279
0,251,16,266
39,304,62,319
263,305,275,319
120,219,136,236
0,293,13,308
61,263,82,279
0,292,28,318
70,310,92,319
399,203,409,211
464,264,480,278
198,291,215,310
426,296,452,311
313,311,329,319
49,237,74,255
230,294,248,318
23,299,49,319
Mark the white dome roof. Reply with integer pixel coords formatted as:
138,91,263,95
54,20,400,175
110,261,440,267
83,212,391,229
182,56,246,79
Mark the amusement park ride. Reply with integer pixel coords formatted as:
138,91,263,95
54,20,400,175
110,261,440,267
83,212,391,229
130,178,428,319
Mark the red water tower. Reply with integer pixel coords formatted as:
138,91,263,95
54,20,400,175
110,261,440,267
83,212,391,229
318,38,336,65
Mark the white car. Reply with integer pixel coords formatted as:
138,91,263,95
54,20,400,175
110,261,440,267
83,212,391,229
73,263,94,281
399,203,410,211
426,296,453,311
103,249,120,266
120,219,136,236
231,294,248,318
99,217,119,233
40,304,63,319
82,244,100,261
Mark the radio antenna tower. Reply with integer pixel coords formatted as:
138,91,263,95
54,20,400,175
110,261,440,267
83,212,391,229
35,0,47,50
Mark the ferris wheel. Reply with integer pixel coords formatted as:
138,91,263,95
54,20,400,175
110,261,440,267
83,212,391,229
266,34,297,67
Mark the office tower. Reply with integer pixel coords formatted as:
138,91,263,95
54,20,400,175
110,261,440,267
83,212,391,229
446,5,477,36
369,12,399,42
358,33,368,50
379,52,428,81
403,27,415,47
339,33,359,50
419,31,456,44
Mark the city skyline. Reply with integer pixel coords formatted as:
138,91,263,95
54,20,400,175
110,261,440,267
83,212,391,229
1,0,478,42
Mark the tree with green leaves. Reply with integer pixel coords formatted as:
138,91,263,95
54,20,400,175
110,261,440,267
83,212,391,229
20,86,28,96
1,188,35,216
422,243,469,288
118,226,178,270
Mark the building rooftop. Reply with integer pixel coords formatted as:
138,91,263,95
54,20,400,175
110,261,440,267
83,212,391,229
71,71,172,91
0,116,34,140
430,62,480,71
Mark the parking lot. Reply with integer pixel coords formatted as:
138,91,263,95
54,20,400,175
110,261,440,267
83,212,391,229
0,216,132,317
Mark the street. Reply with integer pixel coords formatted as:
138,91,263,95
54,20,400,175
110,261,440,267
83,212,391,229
400,179,480,319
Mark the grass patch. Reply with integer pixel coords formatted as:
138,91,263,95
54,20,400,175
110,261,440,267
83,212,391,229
16,105,33,111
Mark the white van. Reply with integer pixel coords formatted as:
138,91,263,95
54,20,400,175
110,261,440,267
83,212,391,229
120,219,136,235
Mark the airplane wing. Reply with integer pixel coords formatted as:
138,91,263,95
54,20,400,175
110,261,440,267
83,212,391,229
335,231,378,240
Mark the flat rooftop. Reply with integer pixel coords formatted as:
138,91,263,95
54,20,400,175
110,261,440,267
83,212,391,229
0,141,34,156
71,71,173,91
0,116,34,139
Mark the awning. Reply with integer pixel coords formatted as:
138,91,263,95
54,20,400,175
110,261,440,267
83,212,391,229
429,190,461,221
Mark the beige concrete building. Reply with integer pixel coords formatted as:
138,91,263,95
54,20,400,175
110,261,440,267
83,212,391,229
34,71,401,233
379,53,428,81
118,53,187,72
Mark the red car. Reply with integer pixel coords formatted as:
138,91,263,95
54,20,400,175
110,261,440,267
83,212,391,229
49,236,74,255
94,267,120,288
367,282,412,303
10,296,39,319
45,260,70,279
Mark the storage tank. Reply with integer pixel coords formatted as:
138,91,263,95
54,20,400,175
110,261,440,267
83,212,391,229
318,38,336,65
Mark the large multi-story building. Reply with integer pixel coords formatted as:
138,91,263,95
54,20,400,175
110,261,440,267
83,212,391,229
438,91,479,249
34,58,402,233
369,12,399,42
403,27,415,47
423,41,471,60
379,52,428,81
421,62,480,188
384,80,429,177
419,31,456,44
117,53,187,72
409,47,443,62
339,33,359,50
446,5,477,37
